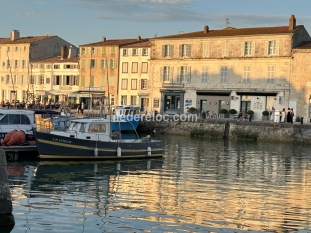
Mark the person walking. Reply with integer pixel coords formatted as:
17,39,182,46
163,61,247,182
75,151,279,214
270,107,275,122
290,108,294,124
77,103,81,114
286,108,291,123
81,102,84,115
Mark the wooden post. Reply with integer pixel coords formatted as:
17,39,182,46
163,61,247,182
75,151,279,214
0,148,15,228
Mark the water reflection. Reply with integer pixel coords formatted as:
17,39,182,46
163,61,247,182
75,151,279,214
7,135,311,233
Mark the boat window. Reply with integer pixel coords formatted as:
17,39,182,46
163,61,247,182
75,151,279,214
8,115,21,124
0,115,8,124
70,122,80,131
88,123,106,133
0,113,5,120
79,123,86,132
21,115,31,124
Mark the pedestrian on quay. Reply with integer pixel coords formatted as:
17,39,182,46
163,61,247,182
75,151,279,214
80,102,84,115
290,108,294,124
286,108,292,123
270,107,275,122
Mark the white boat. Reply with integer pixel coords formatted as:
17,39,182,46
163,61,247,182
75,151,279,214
33,117,164,160
111,105,141,131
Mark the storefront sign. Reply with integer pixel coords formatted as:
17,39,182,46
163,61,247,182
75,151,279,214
162,83,184,88
82,87,103,91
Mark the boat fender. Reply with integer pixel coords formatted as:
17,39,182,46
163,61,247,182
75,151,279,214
117,147,121,156
147,146,151,156
94,147,98,159
1,130,17,146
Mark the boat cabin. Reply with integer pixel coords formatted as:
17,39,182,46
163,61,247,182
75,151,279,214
114,105,140,116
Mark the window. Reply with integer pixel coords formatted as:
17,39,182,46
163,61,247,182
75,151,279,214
110,95,115,106
220,66,228,83
132,49,138,56
90,59,95,68
121,95,127,105
40,75,44,84
81,47,86,55
142,48,148,56
132,62,138,73
73,76,78,85
202,43,210,58
222,43,228,57
131,79,137,90
123,49,128,56
201,67,208,83
54,64,60,69
121,79,128,90
162,45,173,57
141,79,147,90
91,47,96,54
30,76,35,84
46,78,50,84
110,59,115,69
21,75,24,84
267,65,275,83
101,59,107,68
13,75,17,84
2,62,5,67
244,42,252,56
65,64,71,69
66,76,70,85
40,64,44,69
243,66,250,83
141,62,148,73
111,46,116,55
55,76,60,85
179,44,191,57
180,66,190,83
130,96,137,105
7,60,10,68
6,75,9,84
15,46,18,51
122,62,128,73
14,60,18,68
22,60,25,68
163,66,171,82
268,41,276,55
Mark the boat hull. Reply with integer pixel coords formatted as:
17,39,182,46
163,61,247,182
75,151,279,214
111,120,140,131
33,129,163,160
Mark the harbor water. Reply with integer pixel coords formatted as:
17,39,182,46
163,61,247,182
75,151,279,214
5,135,311,233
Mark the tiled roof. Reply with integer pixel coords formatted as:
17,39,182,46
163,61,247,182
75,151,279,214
80,39,142,47
34,56,79,63
120,39,151,48
153,25,303,39
294,41,311,49
0,35,56,44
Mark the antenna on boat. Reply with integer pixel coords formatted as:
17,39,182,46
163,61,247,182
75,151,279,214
88,47,93,115
106,57,112,138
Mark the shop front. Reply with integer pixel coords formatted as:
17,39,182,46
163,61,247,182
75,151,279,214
196,91,232,115
68,87,105,110
160,90,185,115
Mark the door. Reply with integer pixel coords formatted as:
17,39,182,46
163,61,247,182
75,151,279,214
141,98,149,113
200,100,207,113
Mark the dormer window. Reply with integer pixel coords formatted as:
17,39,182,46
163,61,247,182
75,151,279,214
132,49,138,56
123,49,128,56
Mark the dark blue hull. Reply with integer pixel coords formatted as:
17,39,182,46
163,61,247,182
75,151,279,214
111,120,140,131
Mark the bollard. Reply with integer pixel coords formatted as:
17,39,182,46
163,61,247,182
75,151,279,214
301,117,304,125
0,148,15,228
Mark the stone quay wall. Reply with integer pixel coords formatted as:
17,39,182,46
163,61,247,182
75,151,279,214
138,119,311,144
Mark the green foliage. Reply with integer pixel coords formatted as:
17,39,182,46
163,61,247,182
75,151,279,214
262,110,270,116
296,116,301,122
247,110,254,115
229,109,237,114
188,107,196,113
220,108,228,114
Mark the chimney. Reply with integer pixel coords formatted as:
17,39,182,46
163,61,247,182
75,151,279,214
204,25,209,33
102,37,106,42
289,15,296,31
61,45,68,60
137,35,141,41
10,30,20,41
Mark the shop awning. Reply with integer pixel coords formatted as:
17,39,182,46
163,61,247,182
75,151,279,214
196,91,231,96
236,92,278,96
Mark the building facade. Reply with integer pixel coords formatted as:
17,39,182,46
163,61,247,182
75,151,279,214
149,15,310,120
0,30,78,103
119,38,151,112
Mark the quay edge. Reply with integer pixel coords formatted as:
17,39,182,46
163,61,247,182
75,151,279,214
138,120,311,144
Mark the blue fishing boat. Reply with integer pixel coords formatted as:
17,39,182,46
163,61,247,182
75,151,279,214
111,105,141,131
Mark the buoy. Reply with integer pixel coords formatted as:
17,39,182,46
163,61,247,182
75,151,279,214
2,130,17,145
94,147,98,159
147,147,151,156
147,160,151,170
117,147,121,156
7,130,25,146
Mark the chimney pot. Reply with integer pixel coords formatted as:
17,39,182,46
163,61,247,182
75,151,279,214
289,15,296,31
204,25,209,33
10,30,20,41
137,35,141,41
102,37,106,42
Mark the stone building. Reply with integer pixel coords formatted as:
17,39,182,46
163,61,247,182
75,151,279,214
118,38,151,112
0,30,78,103
32,45,79,104
149,15,310,120
79,37,140,110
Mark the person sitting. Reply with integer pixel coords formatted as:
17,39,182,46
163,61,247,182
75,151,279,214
239,112,248,121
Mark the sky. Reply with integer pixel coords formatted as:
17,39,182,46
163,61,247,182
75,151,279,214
1,0,311,47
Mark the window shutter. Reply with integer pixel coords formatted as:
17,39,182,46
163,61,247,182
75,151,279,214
187,45,191,57
170,45,174,57
81,59,85,69
241,42,245,57
176,67,180,83
265,41,269,55
160,67,163,81
186,66,191,83
102,47,106,55
252,42,255,56
179,45,182,57
170,66,174,83
162,45,165,57
276,41,280,55
115,60,118,68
